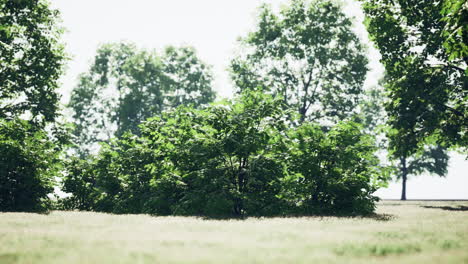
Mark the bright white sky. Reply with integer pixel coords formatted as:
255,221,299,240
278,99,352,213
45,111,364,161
50,0,467,199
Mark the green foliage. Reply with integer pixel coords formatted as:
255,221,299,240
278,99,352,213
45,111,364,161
69,43,215,155
286,122,385,215
0,0,67,125
141,91,289,217
0,0,69,212
356,80,449,200
62,92,386,217
230,0,368,123
361,0,467,156
0,119,63,212
440,0,468,63
361,0,462,199
61,134,154,213
60,157,97,210
406,145,449,177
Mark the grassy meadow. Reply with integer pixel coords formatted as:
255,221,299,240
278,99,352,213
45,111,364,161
1,200,467,264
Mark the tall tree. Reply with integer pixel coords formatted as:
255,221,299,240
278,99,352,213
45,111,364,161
69,43,215,155
0,0,66,125
358,81,449,200
361,0,467,157
230,0,368,124
361,0,464,199
393,144,449,200
0,0,68,212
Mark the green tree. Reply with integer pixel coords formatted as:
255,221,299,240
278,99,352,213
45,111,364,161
230,0,368,123
0,0,68,212
358,81,450,200
0,0,66,125
389,138,449,200
60,157,99,211
361,0,462,199
361,0,467,156
69,43,215,155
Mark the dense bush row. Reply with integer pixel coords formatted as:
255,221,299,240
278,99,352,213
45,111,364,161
60,92,387,217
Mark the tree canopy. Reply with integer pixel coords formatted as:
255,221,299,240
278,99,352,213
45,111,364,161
0,0,68,212
361,0,467,157
230,0,368,124
0,0,66,125
69,43,215,155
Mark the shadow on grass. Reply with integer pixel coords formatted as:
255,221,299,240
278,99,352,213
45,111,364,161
0,253,18,264
0,209,52,215
199,213,396,221
379,203,404,206
421,205,468,211
366,213,396,221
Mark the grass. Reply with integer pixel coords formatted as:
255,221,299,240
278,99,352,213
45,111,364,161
1,200,468,264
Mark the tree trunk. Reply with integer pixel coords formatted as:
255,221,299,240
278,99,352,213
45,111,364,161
400,156,407,201
299,106,307,124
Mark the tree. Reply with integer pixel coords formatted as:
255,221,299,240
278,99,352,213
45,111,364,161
69,42,215,155
360,0,463,199
361,0,467,156
358,80,449,200
0,0,66,125
61,133,156,213
389,138,449,200
366,84,450,200
0,0,68,212
230,0,368,124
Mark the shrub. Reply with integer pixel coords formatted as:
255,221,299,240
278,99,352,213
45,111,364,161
284,122,384,215
141,91,289,217
61,91,387,217
0,119,62,212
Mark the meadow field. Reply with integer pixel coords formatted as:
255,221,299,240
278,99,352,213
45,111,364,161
1,200,467,264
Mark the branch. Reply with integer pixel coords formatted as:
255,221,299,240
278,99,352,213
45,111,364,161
437,102,467,119
302,69,314,108
305,65,326,113
430,63,466,73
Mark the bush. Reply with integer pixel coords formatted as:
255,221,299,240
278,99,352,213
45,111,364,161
61,135,154,213
284,122,383,215
140,91,289,217
0,119,62,212
61,91,387,217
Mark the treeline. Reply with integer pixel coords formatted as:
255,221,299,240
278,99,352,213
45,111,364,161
1,0,466,216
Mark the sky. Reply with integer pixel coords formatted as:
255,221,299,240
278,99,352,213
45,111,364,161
49,0,467,199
